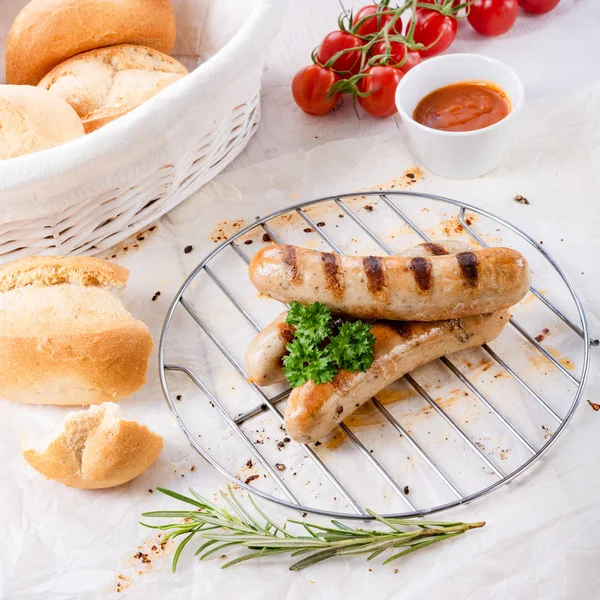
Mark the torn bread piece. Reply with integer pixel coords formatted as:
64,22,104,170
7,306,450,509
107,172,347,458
0,255,129,292
0,256,153,405
23,403,164,489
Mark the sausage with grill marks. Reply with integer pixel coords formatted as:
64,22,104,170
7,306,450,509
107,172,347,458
245,240,474,386
285,310,509,443
249,244,529,321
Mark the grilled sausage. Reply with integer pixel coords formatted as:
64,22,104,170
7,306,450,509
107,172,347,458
284,310,509,443
245,241,475,386
245,312,294,386
249,244,529,321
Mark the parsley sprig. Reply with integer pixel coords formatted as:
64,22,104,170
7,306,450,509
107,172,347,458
282,302,376,388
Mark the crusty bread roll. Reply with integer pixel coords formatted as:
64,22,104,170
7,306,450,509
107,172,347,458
0,85,84,160
0,256,153,405
39,44,188,133
23,403,164,489
6,0,177,85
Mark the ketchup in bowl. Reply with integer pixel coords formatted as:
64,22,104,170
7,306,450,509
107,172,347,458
413,81,511,132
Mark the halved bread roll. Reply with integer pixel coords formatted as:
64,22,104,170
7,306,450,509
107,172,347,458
23,403,164,489
39,44,188,133
0,256,153,405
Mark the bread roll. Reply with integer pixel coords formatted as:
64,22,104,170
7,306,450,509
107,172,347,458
0,85,84,160
23,403,164,489
39,44,188,133
6,0,177,85
0,256,153,405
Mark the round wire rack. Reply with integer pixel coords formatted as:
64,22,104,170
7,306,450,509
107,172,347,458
159,191,593,519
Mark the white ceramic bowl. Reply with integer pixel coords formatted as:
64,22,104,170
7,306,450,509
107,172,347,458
395,53,525,179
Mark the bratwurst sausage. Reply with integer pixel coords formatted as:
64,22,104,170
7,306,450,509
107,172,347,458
245,240,475,386
284,310,508,443
249,244,529,321
246,311,294,386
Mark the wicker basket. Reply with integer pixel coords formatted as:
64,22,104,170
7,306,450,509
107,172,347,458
0,0,285,263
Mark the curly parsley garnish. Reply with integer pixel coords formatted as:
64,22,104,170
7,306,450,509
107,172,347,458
282,302,376,388
328,321,376,372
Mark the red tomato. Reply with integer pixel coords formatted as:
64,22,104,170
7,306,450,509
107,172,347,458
371,41,422,72
352,5,402,37
467,0,519,36
358,66,404,117
411,9,457,58
316,31,363,76
292,65,341,116
518,0,560,14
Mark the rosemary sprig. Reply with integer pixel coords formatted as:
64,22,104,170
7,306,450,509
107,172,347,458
141,487,485,572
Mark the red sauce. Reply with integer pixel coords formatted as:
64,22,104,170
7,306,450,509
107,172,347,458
413,81,511,132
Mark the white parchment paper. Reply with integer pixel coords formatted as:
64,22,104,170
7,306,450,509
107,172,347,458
1,76,600,600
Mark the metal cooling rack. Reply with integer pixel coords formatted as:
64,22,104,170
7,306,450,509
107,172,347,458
159,191,593,519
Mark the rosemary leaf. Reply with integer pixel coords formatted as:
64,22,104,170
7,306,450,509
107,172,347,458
172,532,195,573
366,546,390,561
383,532,464,565
226,486,264,530
188,488,220,512
198,541,241,561
156,487,205,509
194,538,219,557
222,548,291,569
141,510,197,518
248,495,288,535
289,548,340,571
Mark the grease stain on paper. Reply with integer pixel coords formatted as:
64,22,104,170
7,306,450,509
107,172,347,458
113,533,174,593
210,219,249,243
528,347,574,371
369,168,425,190
102,224,159,260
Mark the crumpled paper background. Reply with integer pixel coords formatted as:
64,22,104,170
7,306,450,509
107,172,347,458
1,77,599,598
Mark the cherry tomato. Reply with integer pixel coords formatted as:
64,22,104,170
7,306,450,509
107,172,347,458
352,5,402,37
371,41,422,72
292,65,341,116
467,0,518,36
518,0,560,14
411,9,457,58
316,31,363,76
358,66,404,117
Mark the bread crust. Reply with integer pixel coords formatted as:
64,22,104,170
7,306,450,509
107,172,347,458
6,0,177,85
0,255,129,292
23,403,164,489
38,44,188,133
0,320,153,405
